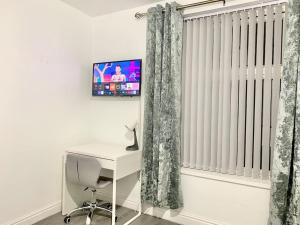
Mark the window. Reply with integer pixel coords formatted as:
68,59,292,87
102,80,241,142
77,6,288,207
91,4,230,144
181,4,286,180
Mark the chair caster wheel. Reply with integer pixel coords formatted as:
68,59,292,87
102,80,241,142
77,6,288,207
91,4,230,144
82,202,89,207
115,216,118,222
64,216,71,224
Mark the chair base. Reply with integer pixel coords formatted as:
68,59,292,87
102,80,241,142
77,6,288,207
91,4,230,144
64,201,117,225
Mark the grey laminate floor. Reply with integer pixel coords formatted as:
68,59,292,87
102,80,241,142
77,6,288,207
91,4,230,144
33,207,180,225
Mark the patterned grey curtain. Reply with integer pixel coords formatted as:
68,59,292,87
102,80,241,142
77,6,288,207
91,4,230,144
141,2,183,209
269,0,300,224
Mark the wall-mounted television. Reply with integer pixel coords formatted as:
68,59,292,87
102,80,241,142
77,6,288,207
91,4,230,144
92,59,142,96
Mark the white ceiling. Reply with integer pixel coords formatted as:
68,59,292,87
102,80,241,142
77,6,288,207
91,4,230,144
61,0,161,17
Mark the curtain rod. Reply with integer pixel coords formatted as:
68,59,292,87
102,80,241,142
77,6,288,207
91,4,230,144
184,0,287,20
134,0,226,19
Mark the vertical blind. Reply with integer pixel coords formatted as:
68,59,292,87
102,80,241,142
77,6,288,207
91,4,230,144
182,4,286,180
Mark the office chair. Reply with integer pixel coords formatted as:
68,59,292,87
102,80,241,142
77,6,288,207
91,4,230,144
64,154,117,225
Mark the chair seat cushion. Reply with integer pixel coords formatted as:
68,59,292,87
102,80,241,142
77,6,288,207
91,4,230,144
96,180,112,189
95,176,113,189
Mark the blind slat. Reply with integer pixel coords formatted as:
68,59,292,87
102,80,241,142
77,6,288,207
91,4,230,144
181,20,187,166
217,14,225,172
196,18,207,169
228,12,240,175
244,9,256,177
189,19,200,168
182,21,193,167
203,17,214,171
210,16,221,172
282,6,287,62
221,13,232,174
236,11,248,176
253,8,264,178
262,6,274,179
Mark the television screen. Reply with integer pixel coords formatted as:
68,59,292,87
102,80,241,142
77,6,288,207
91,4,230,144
92,59,142,96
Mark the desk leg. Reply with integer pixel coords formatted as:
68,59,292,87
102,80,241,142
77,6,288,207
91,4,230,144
62,154,79,215
123,171,142,225
112,170,117,225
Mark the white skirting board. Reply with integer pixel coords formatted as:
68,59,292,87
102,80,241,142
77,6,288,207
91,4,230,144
3,195,226,225
143,205,228,225
96,191,226,225
2,202,61,225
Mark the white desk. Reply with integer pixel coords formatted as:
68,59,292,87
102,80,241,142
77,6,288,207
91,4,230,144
62,142,142,225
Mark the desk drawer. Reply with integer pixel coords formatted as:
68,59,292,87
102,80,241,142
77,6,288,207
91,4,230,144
66,152,115,170
96,157,114,170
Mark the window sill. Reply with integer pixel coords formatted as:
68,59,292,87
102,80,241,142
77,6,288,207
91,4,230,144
181,167,271,190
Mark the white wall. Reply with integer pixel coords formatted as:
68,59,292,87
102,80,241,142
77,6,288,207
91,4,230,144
90,6,148,145
91,1,271,225
0,1,92,224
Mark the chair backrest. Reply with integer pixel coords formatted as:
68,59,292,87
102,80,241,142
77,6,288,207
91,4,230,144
66,154,79,184
66,153,102,188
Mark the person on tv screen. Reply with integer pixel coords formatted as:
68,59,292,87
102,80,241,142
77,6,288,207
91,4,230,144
94,63,112,83
111,65,126,82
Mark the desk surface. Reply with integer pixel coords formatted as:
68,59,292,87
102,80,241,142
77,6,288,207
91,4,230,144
67,142,141,161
